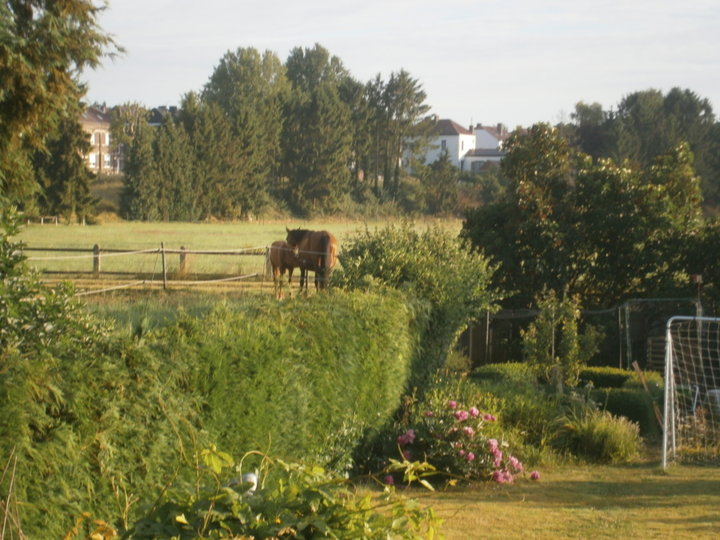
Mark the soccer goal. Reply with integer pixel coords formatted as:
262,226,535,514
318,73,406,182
663,316,720,467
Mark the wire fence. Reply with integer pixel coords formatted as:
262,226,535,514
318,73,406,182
22,243,274,295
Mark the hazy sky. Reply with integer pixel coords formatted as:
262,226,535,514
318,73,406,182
82,0,720,128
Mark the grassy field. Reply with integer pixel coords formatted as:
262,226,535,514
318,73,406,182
414,458,720,539
16,218,462,282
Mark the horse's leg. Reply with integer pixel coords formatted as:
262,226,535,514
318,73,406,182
273,266,281,299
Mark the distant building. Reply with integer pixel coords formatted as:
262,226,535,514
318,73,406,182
80,106,122,174
419,118,509,172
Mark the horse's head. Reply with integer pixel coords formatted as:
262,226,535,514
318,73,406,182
285,227,307,248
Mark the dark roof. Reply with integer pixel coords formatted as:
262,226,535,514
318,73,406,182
465,148,506,158
81,106,111,124
148,106,179,125
432,118,473,136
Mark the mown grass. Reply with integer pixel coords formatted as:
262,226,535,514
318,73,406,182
16,218,462,278
415,458,720,539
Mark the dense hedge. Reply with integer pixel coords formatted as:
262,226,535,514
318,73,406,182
578,366,635,388
152,291,419,467
1,288,418,538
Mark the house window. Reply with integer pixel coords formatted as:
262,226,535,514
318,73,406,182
441,140,447,150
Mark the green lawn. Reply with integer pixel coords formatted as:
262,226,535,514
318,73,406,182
16,218,461,281
414,459,720,539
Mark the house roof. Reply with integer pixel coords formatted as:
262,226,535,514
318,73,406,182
465,148,506,158
81,106,111,127
432,118,473,136
474,123,509,142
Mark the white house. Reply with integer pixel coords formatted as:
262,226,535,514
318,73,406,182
420,118,508,172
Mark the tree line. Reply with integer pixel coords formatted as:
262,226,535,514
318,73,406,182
462,122,720,312
115,44,435,220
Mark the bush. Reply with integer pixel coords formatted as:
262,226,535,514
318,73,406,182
128,449,441,539
591,387,662,438
471,362,536,385
552,409,641,463
522,290,602,387
579,367,635,388
2,202,422,537
153,291,417,471
380,375,532,485
334,222,502,386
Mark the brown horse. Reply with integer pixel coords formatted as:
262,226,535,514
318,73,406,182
269,240,302,298
285,228,338,290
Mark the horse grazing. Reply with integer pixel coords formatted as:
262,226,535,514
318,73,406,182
269,240,301,298
285,228,337,290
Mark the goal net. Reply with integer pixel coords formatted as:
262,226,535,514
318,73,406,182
663,316,720,467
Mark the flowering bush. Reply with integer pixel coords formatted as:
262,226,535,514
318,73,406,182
390,384,532,485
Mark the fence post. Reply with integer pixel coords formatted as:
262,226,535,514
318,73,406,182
179,246,187,276
93,244,101,275
161,242,167,290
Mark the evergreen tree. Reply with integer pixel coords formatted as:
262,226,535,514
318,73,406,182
121,124,159,220
0,0,116,207
203,47,287,216
153,118,195,221
379,70,432,195
33,110,97,223
283,45,353,214
421,150,459,215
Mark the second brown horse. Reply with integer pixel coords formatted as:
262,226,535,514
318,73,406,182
285,228,338,290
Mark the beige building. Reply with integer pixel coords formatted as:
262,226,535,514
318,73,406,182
80,106,121,174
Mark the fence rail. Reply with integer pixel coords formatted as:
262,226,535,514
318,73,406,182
22,243,271,292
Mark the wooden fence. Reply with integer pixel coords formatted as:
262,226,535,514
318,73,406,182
23,244,270,293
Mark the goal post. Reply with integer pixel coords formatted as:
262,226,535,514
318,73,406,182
663,316,720,468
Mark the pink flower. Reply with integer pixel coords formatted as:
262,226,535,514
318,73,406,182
384,475,395,485
530,471,540,481
466,452,475,461
396,429,416,446
424,410,434,417
487,439,499,451
403,449,412,460
454,410,469,421
483,413,497,422
493,450,503,468
458,449,466,457
509,456,524,472
469,407,480,417
448,400,457,409
492,470,513,483
463,426,475,437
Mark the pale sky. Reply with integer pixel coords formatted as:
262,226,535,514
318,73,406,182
82,0,720,129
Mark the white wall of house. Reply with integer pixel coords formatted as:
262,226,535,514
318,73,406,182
425,132,475,170
474,127,501,149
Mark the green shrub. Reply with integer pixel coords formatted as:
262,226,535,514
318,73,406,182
2,204,422,537
153,290,416,470
522,290,602,387
386,375,530,484
591,387,661,438
128,449,441,539
471,362,536,385
552,409,641,463
471,364,559,449
579,366,636,388
334,222,502,386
